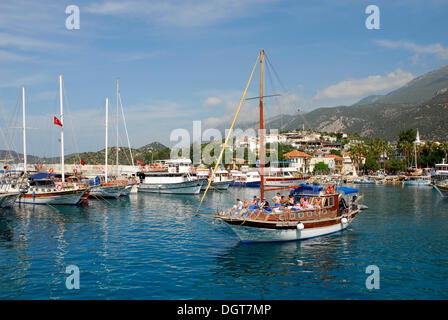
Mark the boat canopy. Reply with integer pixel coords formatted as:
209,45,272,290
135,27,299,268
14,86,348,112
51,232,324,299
290,184,324,196
30,173,62,180
336,186,359,194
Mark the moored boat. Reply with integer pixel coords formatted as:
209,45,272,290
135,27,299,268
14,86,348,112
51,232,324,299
199,168,232,191
230,171,261,187
402,175,431,186
137,159,201,194
264,168,308,187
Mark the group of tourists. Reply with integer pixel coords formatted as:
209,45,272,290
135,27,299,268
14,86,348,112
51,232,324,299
230,192,320,215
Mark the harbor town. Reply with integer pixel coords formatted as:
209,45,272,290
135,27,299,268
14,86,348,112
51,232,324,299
1,1,447,303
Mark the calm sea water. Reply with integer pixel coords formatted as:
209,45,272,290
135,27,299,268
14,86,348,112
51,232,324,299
0,184,447,300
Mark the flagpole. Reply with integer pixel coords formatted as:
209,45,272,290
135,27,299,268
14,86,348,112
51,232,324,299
22,86,27,174
59,74,65,182
105,97,109,183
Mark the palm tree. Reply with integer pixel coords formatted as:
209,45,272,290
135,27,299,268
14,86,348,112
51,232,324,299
440,143,448,162
349,142,366,175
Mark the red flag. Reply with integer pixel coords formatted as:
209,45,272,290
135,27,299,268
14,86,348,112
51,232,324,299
136,160,145,166
80,160,86,166
54,116,63,127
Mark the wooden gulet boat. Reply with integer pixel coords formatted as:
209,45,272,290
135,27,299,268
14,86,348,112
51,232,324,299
201,50,364,243
216,185,361,242
15,78,90,205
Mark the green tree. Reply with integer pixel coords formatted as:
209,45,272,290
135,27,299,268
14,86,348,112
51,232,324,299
330,149,342,157
384,159,405,174
313,162,329,174
364,155,380,172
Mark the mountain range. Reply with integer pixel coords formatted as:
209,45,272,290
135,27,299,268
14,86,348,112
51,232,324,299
0,141,170,166
257,64,448,142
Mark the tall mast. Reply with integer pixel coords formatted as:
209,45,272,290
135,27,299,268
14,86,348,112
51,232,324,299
105,97,109,183
116,79,119,178
59,74,65,182
414,128,420,168
22,86,27,174
259,49,265,201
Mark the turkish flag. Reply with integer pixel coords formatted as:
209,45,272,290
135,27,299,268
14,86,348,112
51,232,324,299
136,160,145,166
80,160,86,166
54,116,63,127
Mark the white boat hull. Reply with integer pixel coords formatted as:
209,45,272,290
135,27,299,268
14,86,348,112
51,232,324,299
264,178,307,187
138,180,201,194
120,184,135,196
226,218,353,243
201,180,231,191
89,185,124,198
16,189,88,205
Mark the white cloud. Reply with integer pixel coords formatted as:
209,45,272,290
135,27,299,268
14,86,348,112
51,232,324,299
0,32,62,52
86,0,274,28
0,49,30,62
0,74,50,88
376,39,448,60
204,97,223,106
313,69,414,100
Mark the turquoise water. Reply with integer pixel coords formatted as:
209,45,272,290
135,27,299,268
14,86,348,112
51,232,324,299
0,185,447,299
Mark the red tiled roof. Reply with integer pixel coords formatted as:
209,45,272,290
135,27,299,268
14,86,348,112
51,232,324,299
284,150,312,158
325,154,344,161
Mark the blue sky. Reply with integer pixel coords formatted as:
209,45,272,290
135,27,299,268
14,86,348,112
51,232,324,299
1,0,448,157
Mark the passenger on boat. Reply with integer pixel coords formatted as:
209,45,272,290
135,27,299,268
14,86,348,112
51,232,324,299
272,193,281,205
287,195,295,206
243,198,250,209
251,196,258,206
261,199,272,213
231,198,244,213
280,196,287,205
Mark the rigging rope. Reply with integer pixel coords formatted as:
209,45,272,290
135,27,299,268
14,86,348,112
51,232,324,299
195,53,260,215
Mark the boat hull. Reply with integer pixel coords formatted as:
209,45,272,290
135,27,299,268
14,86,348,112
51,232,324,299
16,189,88,205
403,180,431,186
89,185,124,199
264,178,307,187
120,184,135,196
201,180,231,191
138,180,201,194
230,181,260,188
225,217,354,243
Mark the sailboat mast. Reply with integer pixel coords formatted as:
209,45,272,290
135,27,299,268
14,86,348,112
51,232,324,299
414,128,420,168
22,86,27,174
116,79,119,178
59,74,65,182
259,49,265,201
105,97,109,183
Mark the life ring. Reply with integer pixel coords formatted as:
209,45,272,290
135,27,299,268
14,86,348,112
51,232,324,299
5,165,9,170
57,184,63,191
325,184,335,194
49,168,54,174
73,168,78,174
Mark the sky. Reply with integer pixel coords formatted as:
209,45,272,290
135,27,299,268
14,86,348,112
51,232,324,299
0,0,448,157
